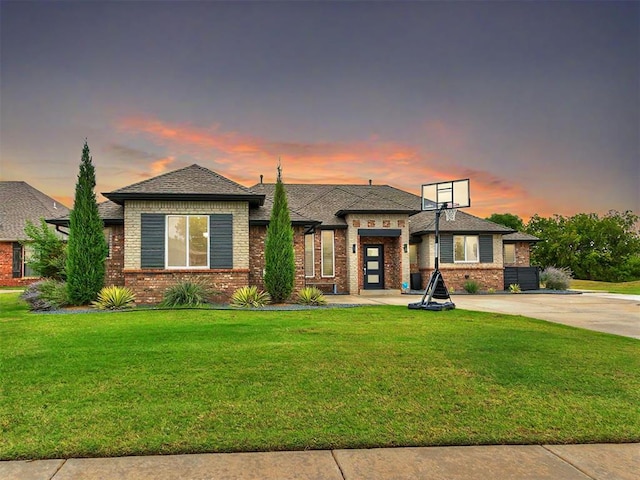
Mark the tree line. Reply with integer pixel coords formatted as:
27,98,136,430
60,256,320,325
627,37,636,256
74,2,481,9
487,211,640,282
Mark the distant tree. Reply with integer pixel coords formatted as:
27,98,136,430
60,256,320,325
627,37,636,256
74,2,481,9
526,210,640,281
22,218,67,281
485,213,525,231
263,163,295,303
66,141,108,305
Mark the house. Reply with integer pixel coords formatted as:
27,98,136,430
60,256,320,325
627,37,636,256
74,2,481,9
0,181,69,286
48,164,539,303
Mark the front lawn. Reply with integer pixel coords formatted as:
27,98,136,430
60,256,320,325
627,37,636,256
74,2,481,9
570,279,640,295
1,293,638,460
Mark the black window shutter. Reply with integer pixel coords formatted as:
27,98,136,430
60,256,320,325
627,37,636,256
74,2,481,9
141,214,165,269
12,242,22,278
210,214,233,269
479,235,494,263
440,234,454,263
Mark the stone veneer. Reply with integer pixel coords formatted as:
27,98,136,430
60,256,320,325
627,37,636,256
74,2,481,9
121,200,250,304
346,214,411,294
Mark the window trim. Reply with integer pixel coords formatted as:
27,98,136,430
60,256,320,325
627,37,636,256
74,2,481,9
304,233,315,278
321,230,335,278
454,235,479,263
165,214,210,269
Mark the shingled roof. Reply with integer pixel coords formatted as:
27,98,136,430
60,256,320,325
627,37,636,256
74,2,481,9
409,209,515,236
503,231,540,242
104,164,265,207
0,181,69,241
251,183,421,227
48,200,124,227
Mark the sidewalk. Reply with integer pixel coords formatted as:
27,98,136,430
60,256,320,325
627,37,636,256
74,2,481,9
2,443,638,479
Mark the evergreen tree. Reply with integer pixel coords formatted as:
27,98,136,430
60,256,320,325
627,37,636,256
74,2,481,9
66,141,108,305
263,163,295,302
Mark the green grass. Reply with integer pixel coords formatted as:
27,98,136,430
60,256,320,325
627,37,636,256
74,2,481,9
570,279,640,295
1,293,639,460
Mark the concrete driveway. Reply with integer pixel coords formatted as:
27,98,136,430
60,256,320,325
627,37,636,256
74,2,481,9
328,292,640,340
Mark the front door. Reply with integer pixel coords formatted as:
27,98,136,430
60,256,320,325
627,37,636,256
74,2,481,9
363,245,384,289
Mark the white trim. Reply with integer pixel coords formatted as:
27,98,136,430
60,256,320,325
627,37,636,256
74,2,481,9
165,214,210,269
304,232,315,278
321,230,335,278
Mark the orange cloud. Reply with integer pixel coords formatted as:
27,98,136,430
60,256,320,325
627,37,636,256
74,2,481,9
116,116,554,220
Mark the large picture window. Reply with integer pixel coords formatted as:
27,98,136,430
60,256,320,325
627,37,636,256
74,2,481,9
321,230,335,277
454,235,479,263
304,233,314,277
167,215,209,268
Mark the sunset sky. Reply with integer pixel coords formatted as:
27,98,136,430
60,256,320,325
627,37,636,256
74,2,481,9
1,1,638,220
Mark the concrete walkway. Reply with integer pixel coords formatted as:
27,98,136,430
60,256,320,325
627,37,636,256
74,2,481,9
2,443,638,479
328,291,640,339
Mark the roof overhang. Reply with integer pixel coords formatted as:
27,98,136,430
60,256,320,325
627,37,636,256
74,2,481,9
337,209,420,217
103,192,265,207
358,228,402,237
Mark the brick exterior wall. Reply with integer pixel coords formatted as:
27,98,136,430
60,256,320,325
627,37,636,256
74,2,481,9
0,241,40,287
514,242,531,266
302,229,348,294
124,269,250,305
359,236,402,290
248,225,307,297
105,225,125,286
419,267,504,292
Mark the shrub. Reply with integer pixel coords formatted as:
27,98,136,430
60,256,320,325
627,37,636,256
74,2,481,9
463,279,480,294
540,266,572,290
22,219,67,280
92,286,136,310
21,279,69,311
487,287,496,294
162,281,209,307
509,283,522,294
230,286,271,308
296,286,327,306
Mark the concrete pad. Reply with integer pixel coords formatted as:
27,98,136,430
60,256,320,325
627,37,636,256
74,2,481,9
53,451,343,480
544,443,640,480
333,445,592,480
0,459,65,480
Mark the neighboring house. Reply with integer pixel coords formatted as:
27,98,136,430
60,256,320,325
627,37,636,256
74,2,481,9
48,164,539,303
0,181,69,286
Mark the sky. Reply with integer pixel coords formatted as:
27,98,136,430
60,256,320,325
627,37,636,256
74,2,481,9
1,0,638,221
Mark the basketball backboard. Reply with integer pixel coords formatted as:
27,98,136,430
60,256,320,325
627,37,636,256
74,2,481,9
421,179,470,211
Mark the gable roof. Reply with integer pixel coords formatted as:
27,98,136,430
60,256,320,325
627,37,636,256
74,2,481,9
104,164,265,207
251,183,420,227
409,209,515,236
0,181,69,241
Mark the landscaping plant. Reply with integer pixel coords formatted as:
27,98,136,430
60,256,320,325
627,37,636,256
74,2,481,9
463,279,480,294
66,141,108,305
540,266,572,290
161,281,209,307
92,286,136,310
230,285,271,308
509,283,522,293
20,279,69,311
296,286,327,305
263,163,295,303
22,219,67,281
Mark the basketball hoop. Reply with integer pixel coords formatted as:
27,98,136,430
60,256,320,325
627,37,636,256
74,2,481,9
444,208,457,222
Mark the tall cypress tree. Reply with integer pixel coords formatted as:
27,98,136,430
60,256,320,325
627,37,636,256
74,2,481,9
263,162,295,302
66,141,108,305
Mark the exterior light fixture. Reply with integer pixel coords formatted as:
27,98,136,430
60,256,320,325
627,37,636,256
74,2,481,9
403,243,408,253
352,244,356,254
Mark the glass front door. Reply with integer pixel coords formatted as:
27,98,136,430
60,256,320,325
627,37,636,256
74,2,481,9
363,245,384,289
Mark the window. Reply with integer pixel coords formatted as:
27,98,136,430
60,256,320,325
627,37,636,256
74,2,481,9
409,244,418,265
504,243,516,264
22,244,37,277
321,230,335,277
104,229,112,259
166,215,209,268
454,235,479,263
304,233,315,277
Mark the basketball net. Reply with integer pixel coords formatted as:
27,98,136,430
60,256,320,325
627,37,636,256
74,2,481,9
444,208,457,222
